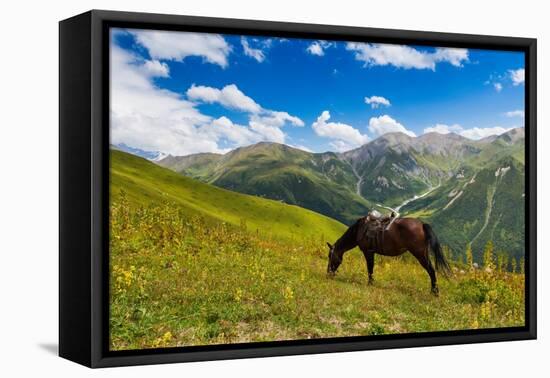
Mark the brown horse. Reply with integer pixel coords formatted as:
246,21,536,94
326,217,450,295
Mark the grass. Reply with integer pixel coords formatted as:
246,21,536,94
109,150,525,350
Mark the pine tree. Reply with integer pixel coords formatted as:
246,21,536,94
501,254,509,273
510,257,517,273
483,240,495,270
496,251,505,272
465,243,473,269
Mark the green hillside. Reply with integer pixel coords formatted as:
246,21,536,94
111,149,346,241
158,143,372,224
110,148,524,351
402,156,525,263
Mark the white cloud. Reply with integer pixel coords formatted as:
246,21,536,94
248,120,286,143
187,84,262,113
422,123,514,140
460,126,513,140
186,84,304,133
129,29,231,68
312,111,370,149
241,37,266,62
203,116,260,146
365,95,391,108
329,140,359,153
142,60,170,77
306,40,334,56
110,45,220,156
509,68,525,86
505,110,525,118
250,111,304,127
187,83,303,131
111,42,301,156
201,116,287,147
307,42,324,56
368,115,416,137
432,48,470,67
345,43,468,70
494,83,503,92
423,123,463,134
289,144,313,152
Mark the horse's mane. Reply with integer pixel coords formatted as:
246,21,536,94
334,217,364,251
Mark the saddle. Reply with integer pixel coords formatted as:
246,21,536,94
359,210,397,252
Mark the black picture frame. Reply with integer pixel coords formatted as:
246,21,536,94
59,9,537,368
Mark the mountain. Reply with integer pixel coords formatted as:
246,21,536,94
158,142,373,224
400,130,525,262
111,149,346,242
340,132,486,206
153,128,525,262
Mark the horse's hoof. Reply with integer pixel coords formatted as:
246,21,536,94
431,287,439,296
368,278,375,286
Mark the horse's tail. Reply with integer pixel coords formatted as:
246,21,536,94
423,223,451,277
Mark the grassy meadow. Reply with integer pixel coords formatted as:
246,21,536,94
110,150,525,350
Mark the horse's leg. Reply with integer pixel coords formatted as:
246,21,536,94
411,248,438,296
362,249,375,285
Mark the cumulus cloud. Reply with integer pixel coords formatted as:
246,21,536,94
432,48,470,67
110,45,220,155
142,60,170,77
423,123,463,134
368,115,416,137
111,40,302,156
365,95,391,108
248,120,286,143
186,84,304,134
329,140,360,153
422,123,515,140
505,110,525,118
345,43,468,70
187,84,262,113
241,37,266,62
306,42,324,56
289,144,313,152
306,40,334,56
250,111,304,127
203,116,260,146
509,68,525,86
312,111,369,151
460,126,513,140
129,29,231,68
186,81,305,145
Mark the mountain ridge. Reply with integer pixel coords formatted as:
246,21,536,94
131,127,525,261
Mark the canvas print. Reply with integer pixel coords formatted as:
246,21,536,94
109,27,526,351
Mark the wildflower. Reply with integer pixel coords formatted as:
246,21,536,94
283,286,294,302
152,331,173,347
234,288,243,302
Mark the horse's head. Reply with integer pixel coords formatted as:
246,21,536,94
326,242,342,277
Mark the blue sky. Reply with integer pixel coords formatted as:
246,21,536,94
110,28,525,156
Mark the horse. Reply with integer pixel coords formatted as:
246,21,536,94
326,216,451,295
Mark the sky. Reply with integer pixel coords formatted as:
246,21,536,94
110,28,525,156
